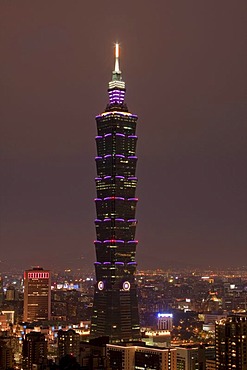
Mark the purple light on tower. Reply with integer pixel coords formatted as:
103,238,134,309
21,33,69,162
109,89,125,104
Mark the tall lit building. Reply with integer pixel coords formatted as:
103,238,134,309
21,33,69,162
22,331,47,370
0,336,14,369
176,346,199,370
23,267,51,322
157,313,173,331
91,44,140,343
57,329,80,362
215,315,247,369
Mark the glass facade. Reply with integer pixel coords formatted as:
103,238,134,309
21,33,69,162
91,45,140,342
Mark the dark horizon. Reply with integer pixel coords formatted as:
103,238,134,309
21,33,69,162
0,1,247,271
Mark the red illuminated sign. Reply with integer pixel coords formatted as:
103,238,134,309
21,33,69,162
28,272,50,279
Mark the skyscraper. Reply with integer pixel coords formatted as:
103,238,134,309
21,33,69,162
0,336,14,370
91,44,140,343
57,329,80,362
23,267,51,322
215,315,247,369
22,332,47,370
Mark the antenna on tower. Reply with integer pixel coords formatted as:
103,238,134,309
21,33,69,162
114,43,120,73
109,42,125,102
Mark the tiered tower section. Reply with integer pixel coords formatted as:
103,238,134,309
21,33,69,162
91,44,140,343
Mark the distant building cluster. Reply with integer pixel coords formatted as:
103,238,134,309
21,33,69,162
1,266,247,368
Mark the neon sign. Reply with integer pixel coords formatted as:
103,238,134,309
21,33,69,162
28,272,50,279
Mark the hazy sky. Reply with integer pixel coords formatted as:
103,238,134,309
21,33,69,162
0,1,246,271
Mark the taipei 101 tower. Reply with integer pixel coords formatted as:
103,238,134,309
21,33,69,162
91,44,140,343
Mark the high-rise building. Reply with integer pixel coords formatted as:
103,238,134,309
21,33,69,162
215,315,247,369
22,331,47,370
176,346,199,370
176,345,215,370
107,344,177,370
57,329,80,362
91,44,140,343
157,313,173,331
23,267,51,322
6,285,18,301
0,336,14,369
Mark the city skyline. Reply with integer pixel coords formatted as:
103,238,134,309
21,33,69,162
0,1,247,270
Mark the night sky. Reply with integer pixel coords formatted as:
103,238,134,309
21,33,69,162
0,1,246,271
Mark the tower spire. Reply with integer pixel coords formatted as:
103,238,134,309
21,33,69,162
114,43,120,73
108,43,126,105
112,43,123,82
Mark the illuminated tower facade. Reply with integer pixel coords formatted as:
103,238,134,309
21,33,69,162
91,44,140,343
23,267,51,322
215,315,247,369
